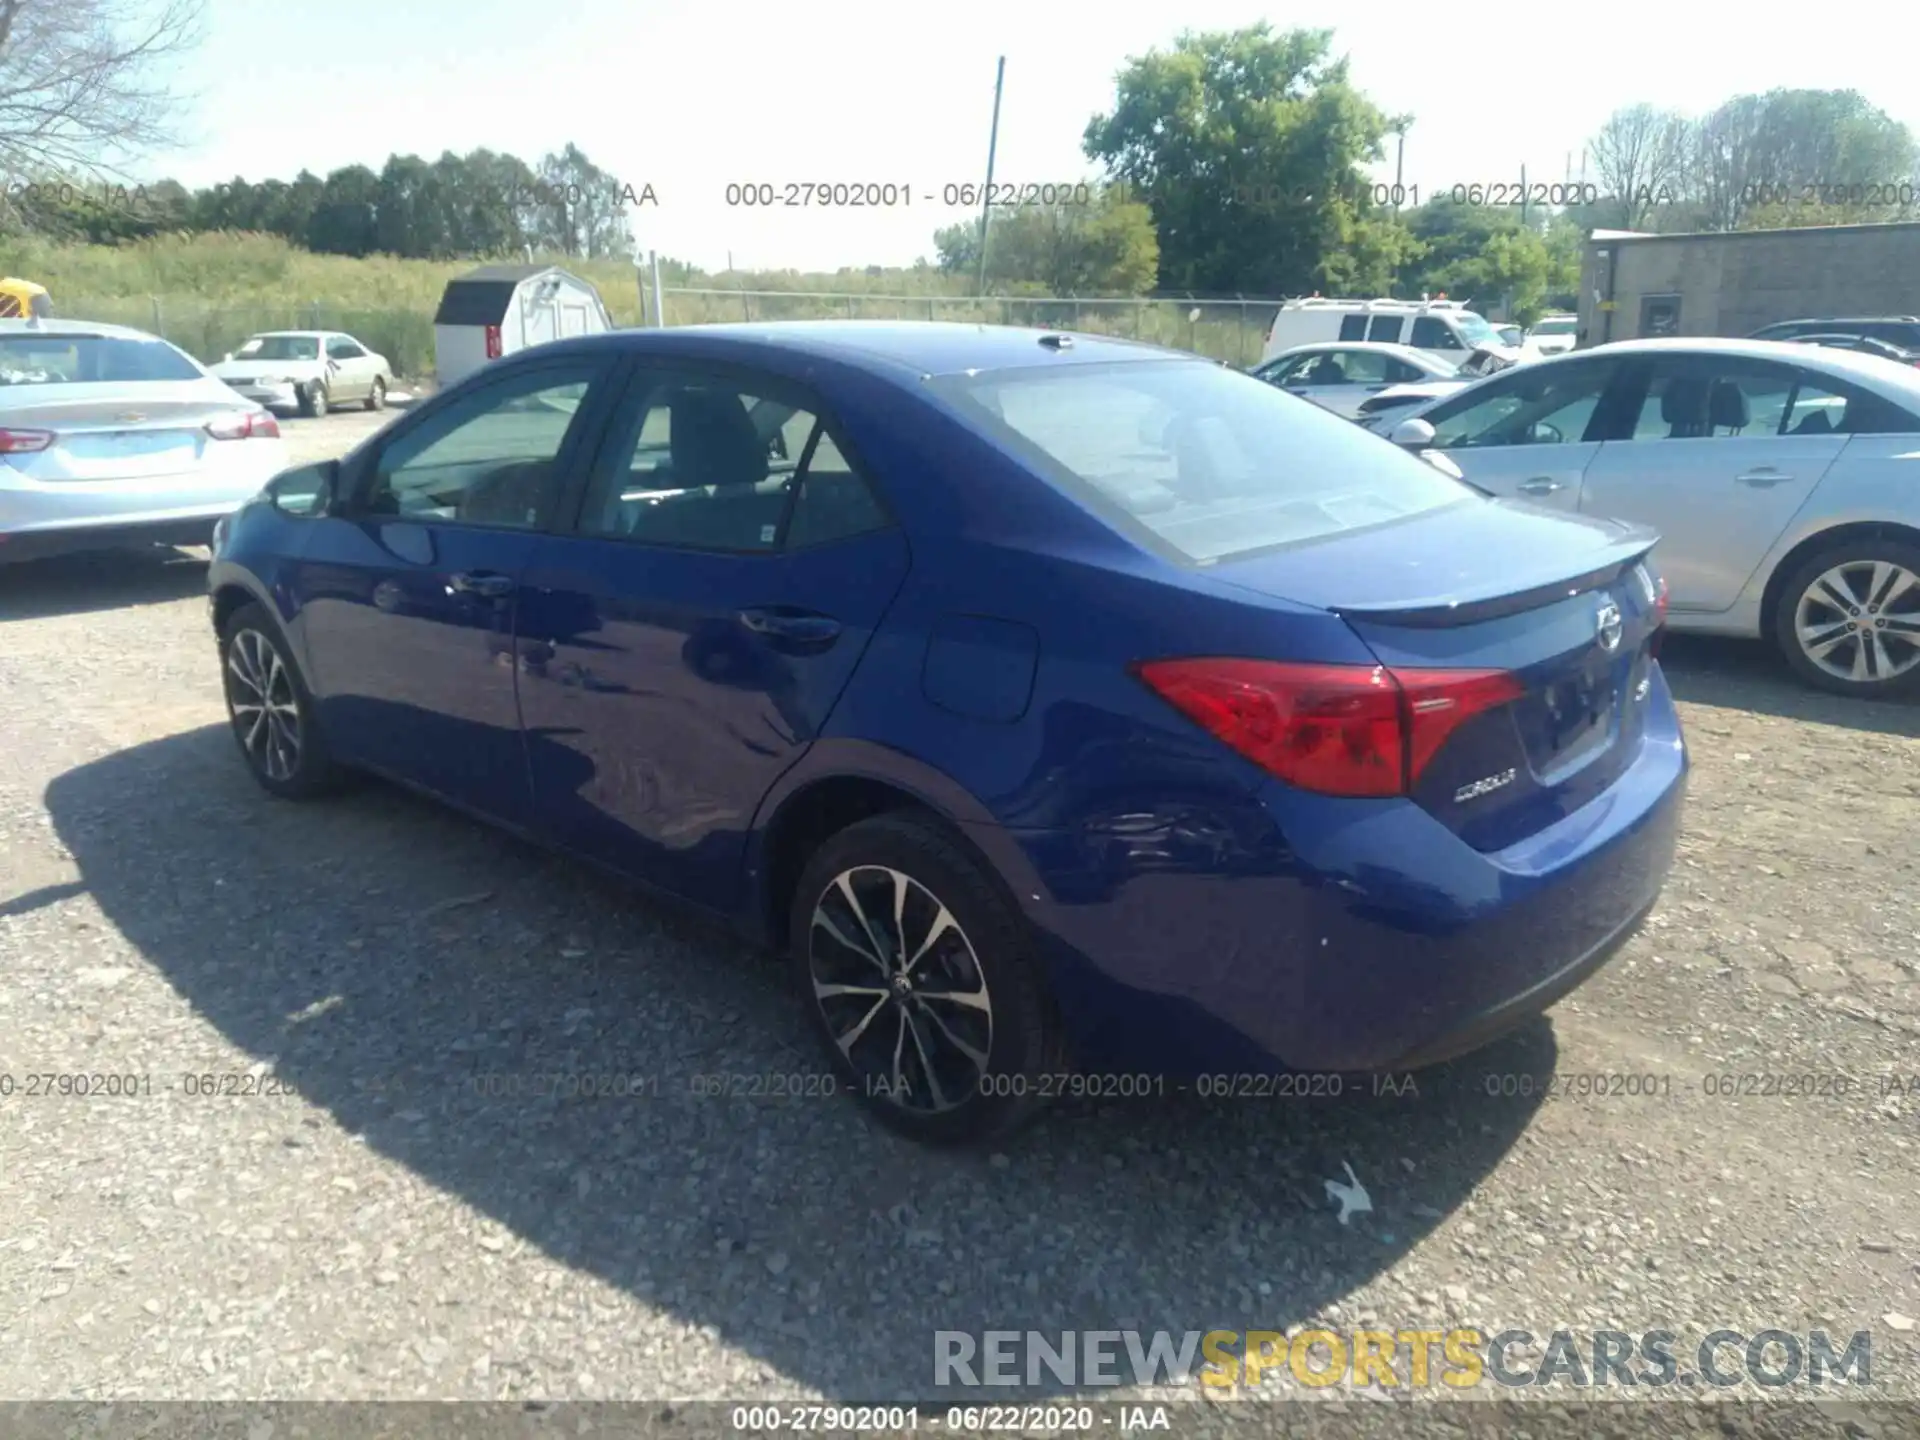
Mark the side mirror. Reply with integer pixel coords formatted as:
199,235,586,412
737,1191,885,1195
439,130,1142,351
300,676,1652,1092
266,460,338,518
1390,417,1437,449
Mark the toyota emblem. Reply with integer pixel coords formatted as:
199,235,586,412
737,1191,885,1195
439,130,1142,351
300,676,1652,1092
1596,600,1623,652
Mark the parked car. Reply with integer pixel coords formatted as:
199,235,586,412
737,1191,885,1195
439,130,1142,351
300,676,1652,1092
211,331,392,418
1259,296,1518,368
1525,314,1579,356
0,319,285,564
208,321,1686,1144
1784,333,1920,368
1249,341,1461,418
1353,345,1520,429
1376,336,1920,697
1749,316,1920,351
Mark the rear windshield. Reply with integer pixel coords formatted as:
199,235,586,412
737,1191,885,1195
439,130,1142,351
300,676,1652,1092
1532,318,1576,335
0,335,202,385
931,359,1474,563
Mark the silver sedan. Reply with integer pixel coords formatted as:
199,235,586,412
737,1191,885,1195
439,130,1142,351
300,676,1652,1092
0,319,288,564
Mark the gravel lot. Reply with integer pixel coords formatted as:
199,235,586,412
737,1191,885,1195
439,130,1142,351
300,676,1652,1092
1,409,1916,1420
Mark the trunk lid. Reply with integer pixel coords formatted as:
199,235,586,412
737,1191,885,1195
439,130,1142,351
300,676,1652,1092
1214,498,1664,850
0,383,254,482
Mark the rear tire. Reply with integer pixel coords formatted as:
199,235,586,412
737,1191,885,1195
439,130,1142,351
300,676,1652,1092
789,812,1062,1145
365,376,386,412
219,602,349,799
1771,538,1920,698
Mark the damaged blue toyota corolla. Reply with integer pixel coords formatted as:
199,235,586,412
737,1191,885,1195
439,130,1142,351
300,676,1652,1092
207,321,1686,1144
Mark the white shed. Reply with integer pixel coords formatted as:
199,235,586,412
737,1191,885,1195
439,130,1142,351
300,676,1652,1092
432,263,613,388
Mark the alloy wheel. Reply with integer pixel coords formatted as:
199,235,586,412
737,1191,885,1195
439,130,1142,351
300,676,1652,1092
225,628,303,782
1792,559,1920,684
807,866,994,1114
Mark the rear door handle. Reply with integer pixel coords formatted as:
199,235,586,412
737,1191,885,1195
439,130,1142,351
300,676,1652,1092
1518,477,1563,495
1736,468,1793,486
449,570,515,598
738,607,841,647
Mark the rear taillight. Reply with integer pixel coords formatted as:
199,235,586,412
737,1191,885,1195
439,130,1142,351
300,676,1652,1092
0,427,53,453
205,410,280,440
1133,658,1522,798
484,324,503,359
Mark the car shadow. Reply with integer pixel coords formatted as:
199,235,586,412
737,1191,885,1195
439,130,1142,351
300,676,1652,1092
1660,634,1920,737
0,546,210,622
44,725,1549,1400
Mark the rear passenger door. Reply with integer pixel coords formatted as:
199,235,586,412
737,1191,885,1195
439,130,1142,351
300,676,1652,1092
513,364,909,911
1577,354,1847,613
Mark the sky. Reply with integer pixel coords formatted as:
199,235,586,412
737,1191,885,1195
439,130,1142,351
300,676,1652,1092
134,0,1920,275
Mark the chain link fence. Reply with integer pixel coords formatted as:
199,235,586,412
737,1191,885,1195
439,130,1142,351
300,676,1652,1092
61,288,1282,376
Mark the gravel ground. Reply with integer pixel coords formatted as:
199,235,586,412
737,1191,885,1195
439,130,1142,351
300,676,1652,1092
0,423,1916,1422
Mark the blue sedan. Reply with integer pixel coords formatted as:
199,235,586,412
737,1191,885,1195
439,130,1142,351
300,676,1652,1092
207,322,1687,1145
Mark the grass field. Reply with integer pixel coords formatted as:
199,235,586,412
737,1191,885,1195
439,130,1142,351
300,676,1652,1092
24,232,1275,374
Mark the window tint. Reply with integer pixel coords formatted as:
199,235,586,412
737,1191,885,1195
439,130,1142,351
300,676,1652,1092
931,359,1472,564
578,374,884,551
1427,363,1614,449
1337,314,1368,341
367,367,596,528
1628,360,1793,439
1410,317,1464,351
1367,315,1404,343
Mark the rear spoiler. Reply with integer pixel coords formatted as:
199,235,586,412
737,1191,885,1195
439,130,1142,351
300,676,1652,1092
1329,521,1658,628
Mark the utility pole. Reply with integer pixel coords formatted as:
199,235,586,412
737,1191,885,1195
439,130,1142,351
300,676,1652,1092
1393,121,1409,214
1520,163,1530,226
976,56,1006,297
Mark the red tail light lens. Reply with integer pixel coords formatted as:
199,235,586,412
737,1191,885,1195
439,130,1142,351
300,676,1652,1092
484,324,503,359
206,410,280,440
0,427,53,453
1134,658,1522,798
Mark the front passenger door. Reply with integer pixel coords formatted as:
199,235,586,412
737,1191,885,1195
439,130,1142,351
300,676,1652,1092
1416,357,1623,512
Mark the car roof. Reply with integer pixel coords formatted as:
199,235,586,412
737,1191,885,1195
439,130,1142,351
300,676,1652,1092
538,321,1188,379
1268,341,1444,361
245,330,331,339
1524,336,1920,402
0,318,162,340
1758,316,1919,326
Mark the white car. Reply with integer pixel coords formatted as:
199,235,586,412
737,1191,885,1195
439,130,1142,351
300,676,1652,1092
1525,314,1579,356
1250,342,1461,418
1258,296,1519,368
212,330,392,418
1374,336,1920,697
1354,346,1524,430
0,319,287,563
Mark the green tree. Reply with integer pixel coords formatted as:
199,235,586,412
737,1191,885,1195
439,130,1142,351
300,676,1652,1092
304,164,380,256
1082,24,1398,294
531,143,634,259
1398,198,1578,325
933,185,1159,293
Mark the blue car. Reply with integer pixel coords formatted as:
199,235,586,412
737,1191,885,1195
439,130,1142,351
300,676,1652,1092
208,322,1686,1145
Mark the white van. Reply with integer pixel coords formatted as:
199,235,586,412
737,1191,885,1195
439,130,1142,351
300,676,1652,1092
1258,297,1513,368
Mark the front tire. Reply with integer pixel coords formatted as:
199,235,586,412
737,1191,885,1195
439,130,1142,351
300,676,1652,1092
299,382,329,419
789,812,1062,1145
219,602,348,799
365,376,386,412
1772,538,1920,698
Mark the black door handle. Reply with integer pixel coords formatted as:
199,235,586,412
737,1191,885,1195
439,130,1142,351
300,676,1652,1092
737,607,841,647
449,571,515,598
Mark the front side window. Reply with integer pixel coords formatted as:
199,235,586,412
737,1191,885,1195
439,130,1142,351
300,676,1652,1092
932,359,1473,564
0,335,202,385
365,365,599,528
577,372,887,551
327,337,366,359
1410,316,1466,351
1426,362,1615,449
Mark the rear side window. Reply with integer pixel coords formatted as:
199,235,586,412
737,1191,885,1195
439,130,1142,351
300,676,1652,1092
1338,314,1368,341
1367,315,1403,342
932,359,1473,564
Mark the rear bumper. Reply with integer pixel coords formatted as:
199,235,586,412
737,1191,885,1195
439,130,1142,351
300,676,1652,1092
0,516,221,562
223,381,300,410
0,445,283,546
1003,668,1688,1076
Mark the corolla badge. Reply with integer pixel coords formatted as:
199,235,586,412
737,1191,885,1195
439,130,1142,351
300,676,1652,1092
1596,599,1623,652
1454,768,1516,803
